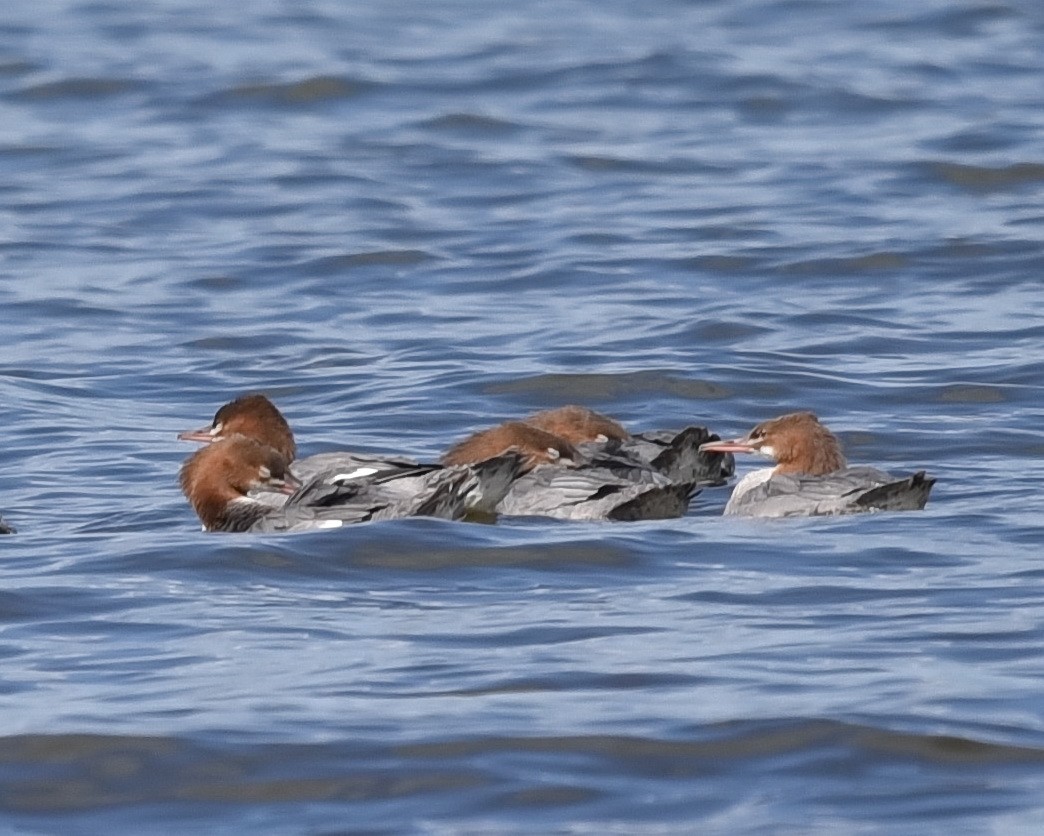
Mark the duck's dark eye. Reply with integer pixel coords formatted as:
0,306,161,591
749,428,765,441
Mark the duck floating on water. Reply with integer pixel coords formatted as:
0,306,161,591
699,411,935,517
443,405,733,521
178,395,734,526
178,394,522,516
179,435,487,532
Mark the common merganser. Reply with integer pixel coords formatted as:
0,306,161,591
0,516,14,534
698,411,935,517
442,408,731,520
448,405,733,485
180,436,480,532
178,394,522,514
525,405,734,485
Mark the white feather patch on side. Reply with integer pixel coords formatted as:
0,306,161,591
726,467,776,511
333,466,379,482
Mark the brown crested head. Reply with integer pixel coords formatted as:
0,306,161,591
743,411,847,476
524,405,631,444
179,436,300,530
178,393,296,461
442,421,579,472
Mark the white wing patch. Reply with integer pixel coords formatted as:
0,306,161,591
333,466,379,481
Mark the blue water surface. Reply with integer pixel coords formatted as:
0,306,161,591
1,0,1043,831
